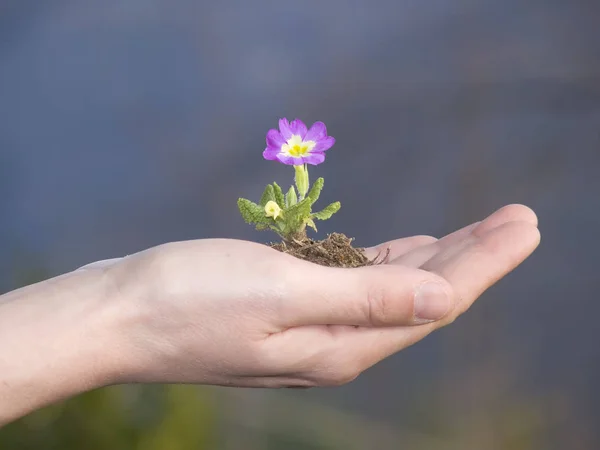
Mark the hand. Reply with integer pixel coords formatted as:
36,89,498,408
96,204,539,389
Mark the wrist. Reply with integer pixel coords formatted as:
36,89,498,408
99,245,202,385
0,268,127,424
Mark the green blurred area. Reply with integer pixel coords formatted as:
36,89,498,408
0,382,554,450
1,385,217,450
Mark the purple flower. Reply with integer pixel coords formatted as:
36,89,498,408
263,118,336,165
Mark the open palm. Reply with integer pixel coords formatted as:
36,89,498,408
99,203,539,389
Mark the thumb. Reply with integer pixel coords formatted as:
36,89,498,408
280,264,455,328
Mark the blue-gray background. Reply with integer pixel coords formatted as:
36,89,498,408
1,1,599,449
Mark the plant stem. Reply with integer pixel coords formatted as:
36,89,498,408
294,165,310,201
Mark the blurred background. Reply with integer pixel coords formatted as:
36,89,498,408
1,1,599,449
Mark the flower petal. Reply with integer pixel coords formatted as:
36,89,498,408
275,154,308,166
303,152,325,165
278,118,293,140
263,147,280,160
266,129,286,149
304,121,327,142
288,119,308,139
312,136,336,152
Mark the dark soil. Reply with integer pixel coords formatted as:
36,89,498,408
270,232,389,268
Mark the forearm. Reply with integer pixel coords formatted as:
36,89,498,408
0,269,122,426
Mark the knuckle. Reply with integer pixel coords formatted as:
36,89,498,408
317,360,362,387
329,366,361,386
447,315,458,325
365,285,390,326
439,312,459,328
415,235,438,245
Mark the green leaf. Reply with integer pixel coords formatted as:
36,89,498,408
306,218,317,232
306,177,324,205
237,198,272,225
259,184,275,207
283,197,312,234
285,186,298,208
269,224,284,234
312,201,341,220
272,182,285,208
285,197,312,219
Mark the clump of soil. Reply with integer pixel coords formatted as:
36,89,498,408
270,232,389,268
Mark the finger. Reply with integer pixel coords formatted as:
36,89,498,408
316,220,541,372
277,204,537,329
472,203,538,235
391,204,538,268
391,222,479,268
260,323,437,386
271,213,540,381
280,264,455,328
423,220,540,318
362,235,437,261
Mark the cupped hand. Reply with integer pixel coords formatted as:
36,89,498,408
94,204,539,389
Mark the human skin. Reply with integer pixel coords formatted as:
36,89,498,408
0,204,540,426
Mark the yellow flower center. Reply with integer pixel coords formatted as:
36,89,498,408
264,201,282,220
282,135,316,157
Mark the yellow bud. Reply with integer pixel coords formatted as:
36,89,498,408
264,200,282,220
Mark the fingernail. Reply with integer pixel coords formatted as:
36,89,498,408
414,283,451,323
